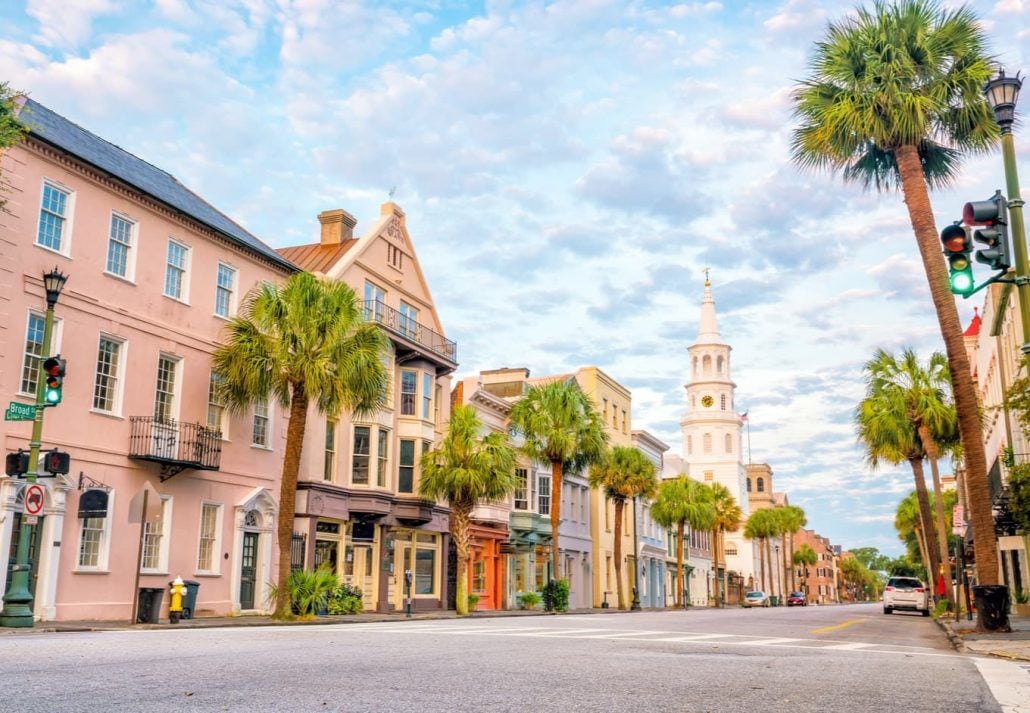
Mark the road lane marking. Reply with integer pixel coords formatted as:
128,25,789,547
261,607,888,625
736,637,802,646
973,658,1030,713
579,630,667,639
811,619,864,634
821,642,875,650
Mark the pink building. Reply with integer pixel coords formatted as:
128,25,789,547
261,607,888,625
1,98,296,622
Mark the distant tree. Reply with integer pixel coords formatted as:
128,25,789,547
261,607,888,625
652,476,714,608
792,544,818,599
850,547,892,573
744,508,779,593
420,404,518,616
0,82,28,211
213,272,388,618
777,505,807,593
508,379,608,583
588,445,658,610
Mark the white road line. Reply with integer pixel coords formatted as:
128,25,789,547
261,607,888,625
656,634,735,642
579,630,667,639
974,658,1030,713
821,642,875,650
735,637,802,646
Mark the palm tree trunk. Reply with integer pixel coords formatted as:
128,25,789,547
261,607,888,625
896,143,1000,585
452,502,472,616
676,523,685,607
914,525,931,585
613,497,626,610
720,530,729,605
549,459,562,583
710,527,721,607
274,384,310,619
919,426,954,606
908,457,941,585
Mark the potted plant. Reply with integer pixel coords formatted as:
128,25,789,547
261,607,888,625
517,592,541,610
467,593,480,612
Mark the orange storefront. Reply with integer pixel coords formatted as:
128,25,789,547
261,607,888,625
468,524,508,610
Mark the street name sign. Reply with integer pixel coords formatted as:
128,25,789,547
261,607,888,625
4,402,35,421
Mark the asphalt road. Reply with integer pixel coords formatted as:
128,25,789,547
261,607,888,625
0,603,1014,712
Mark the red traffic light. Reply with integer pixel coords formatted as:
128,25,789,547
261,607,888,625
44,450,70,475
940,224,969,254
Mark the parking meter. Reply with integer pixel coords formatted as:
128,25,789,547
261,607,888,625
404,569,413,618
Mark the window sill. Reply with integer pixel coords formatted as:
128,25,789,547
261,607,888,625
90,409,124,420
162,294,190,306
140,570,169,577
193,572,221,578
73,568,110,575
250,444,272,451
103,271,135,285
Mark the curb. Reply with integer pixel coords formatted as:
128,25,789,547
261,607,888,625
935,617,969,654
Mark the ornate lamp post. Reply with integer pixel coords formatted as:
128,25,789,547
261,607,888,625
1,267,67,628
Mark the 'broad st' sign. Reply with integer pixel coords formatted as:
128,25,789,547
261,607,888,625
4,402,36,421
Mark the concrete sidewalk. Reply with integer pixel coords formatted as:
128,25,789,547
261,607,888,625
938,611,1030,661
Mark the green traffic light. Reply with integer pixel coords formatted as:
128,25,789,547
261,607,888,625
44,387,61,404
950,270,974,296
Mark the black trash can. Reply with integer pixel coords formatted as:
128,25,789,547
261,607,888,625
182,580,200,619
972,585,1011,632
137,587,164,624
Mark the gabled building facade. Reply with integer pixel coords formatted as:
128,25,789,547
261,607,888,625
1,99,295,622
277,203,456,613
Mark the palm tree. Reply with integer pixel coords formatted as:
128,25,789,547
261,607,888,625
778,505,807,594
708,482,743,607
860,348,960,604
855,380,942,592
420,404,519,616
744,508,778,593
213,272,388,618
791,0,1000,586
588,445,658,610
508,379,608,582
793,544,818,600
652,476,715,608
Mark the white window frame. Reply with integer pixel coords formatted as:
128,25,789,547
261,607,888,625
376,427,389,488
324,419,337,483
196,502,223,575
400,369,417,416
513,468,528,510
19,311,46,397
214,262,237,319
537,472,551,516
105,212,136,281
207,371,227,437
363,281,385,321
153,353,181,422
352,425,371,485
141,496,173,574
422,373,432,420
399,301,419,339
92,334,126,415
163,238,191,302
252,399,270,448
75,491,116,572
36,179,74,255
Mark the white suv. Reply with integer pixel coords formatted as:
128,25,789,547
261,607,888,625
883,576,930,616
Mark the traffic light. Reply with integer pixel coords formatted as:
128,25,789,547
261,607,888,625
5,451,29,477
44,449,70,475
940,223,974,297
965,190,1011,272
42,356,65,405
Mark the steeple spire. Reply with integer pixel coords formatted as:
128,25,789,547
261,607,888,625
697,270,721,344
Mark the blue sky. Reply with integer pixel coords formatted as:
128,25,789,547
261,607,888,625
2,0,1028,557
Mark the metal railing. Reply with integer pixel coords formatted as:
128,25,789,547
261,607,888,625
128,416,222,470
363,300,457,362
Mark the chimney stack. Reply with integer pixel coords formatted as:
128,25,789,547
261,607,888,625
318,209,357,246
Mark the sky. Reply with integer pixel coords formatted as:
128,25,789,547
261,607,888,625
2,0,1028,558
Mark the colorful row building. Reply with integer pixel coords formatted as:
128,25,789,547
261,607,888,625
0,98,841,623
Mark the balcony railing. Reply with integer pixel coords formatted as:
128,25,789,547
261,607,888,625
129,416,222,480
364,300,457,363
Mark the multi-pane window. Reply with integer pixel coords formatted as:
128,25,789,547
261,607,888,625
141,498,171,571
164,240,189,299
415,533,437,595
207,372,225,433
400,370,417,415
78,517,105,568
422,374,432,419
37,182,69,251
363,281,385,321
154,355,178,422
252,400,269,447
398,439,416,493
20,313,45,395
376,428,388,487
472,560,486,592
214,263,236,318
324,420,336,482
93,337,122,412
197,503,219,572
513,468,528,510
352,426,370,485
106,214,133,277
399,302,418,338
538,473,551,516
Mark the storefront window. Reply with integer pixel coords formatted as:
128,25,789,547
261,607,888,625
415,548,435,594
472,559,486,592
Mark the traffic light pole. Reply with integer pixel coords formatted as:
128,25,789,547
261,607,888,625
999,129,1030,359
0,292,58,627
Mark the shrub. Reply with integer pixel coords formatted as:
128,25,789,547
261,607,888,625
932,599,952,619
267,567,338,619
467,593,480,611
328,583,365,615
517,592,541,610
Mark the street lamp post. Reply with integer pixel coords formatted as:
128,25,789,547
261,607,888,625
0,268,67,628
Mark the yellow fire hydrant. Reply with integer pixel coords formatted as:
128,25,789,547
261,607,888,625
169,576,187,624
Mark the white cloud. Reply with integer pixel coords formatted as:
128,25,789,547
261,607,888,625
26,0,118,48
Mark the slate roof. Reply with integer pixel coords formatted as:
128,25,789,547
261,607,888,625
19,98,296,273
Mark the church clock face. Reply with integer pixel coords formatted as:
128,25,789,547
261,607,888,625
701,395,714,408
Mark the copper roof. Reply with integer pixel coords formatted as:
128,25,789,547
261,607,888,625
276,241,358,273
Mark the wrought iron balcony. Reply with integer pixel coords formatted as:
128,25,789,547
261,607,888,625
129,416,222,481
363,300,457,370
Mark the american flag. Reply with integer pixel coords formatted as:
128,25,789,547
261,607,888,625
740,411,748,422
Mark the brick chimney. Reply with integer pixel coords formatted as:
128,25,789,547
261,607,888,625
318,209,357,246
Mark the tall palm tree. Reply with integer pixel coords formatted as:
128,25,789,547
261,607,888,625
708,482,743,607
744,508,778,593
793,544,818,599
791,0,1000,586
855,382,942,591
778,505,807,594
588,445,658,610
652,476,715,608
866,348,959,603
213,272,388,618
420,405,519,616
508,379,608,581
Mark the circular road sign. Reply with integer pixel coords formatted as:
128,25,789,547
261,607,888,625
24,483,45,516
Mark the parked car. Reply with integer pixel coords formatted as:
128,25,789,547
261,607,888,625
743,591,770,608
882,576,930,616
786,591,807,606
